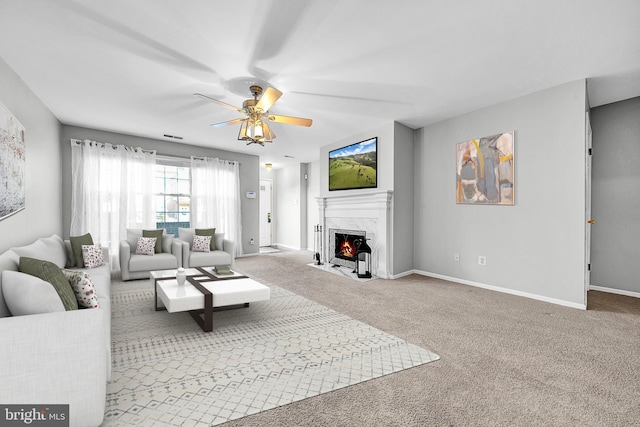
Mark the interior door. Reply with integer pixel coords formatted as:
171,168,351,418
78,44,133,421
585,112,593,305
259,179,272,246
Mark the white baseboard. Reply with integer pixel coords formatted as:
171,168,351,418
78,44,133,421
272,243,301,251
389,270,415,279
237,252,260,258
590,285,640,299
408,269,587,310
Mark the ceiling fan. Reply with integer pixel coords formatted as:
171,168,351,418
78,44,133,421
194,85,312,146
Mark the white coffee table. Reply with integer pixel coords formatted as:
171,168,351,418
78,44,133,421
152,267,270,332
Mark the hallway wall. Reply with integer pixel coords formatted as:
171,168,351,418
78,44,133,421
590,96,640,296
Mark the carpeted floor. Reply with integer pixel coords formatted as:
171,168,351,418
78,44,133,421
102,266,438,426
221,250,640,427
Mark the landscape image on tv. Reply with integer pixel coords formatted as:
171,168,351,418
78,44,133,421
329,136,377,191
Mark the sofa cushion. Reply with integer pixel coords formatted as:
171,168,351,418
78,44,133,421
192,235,211,252
126,228,142,248
61,269,100,309
135,237,156,256
161,234,174,253
12,235,68,269
178,228,195,248
19,257,78,311
70,233,94,268
195,228,216,251
143,229,164,253
82,244,106,268
188,250,233,268
0,250,20,317
129,253,178,272
63,240,75,267
180,228,224,251
214,233,224,251
1,270,66,315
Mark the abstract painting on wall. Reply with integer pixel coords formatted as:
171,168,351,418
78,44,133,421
0,100,25,220
456,131,514,205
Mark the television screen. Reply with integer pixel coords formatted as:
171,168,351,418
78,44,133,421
329,137,377,191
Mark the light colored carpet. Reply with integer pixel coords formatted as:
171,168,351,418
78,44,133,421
101,276,439,426
224,250,640,426
259,246,281,254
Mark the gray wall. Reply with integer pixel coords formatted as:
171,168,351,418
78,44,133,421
414,80,588,308
299,163,308,250
306,160,320,251
392,122,416,275
0,57,63,252
61,125,260,255
590,96,640,295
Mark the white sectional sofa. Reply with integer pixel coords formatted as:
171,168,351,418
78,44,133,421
0,234,111,427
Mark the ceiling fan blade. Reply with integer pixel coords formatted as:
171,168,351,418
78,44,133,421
255,87,282,112
210,118,246,128
267,114,313,127
194,93,244,113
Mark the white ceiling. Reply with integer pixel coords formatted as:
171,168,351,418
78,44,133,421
1,0,639,169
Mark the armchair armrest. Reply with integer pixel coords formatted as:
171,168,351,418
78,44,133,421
101,246,111,270
170,239,183,268
222,239,235,268
174,238,190,268
119,240,132,280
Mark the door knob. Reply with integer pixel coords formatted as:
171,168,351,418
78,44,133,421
587,219,595,224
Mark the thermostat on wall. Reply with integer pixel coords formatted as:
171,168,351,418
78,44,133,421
246,191,256,199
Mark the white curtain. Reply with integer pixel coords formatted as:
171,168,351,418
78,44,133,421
70,139,156,268
191,156,243,257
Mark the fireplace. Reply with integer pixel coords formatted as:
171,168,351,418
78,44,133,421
318,191,392,278
329,228,366,269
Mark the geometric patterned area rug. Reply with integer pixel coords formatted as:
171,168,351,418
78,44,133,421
101,279,439,426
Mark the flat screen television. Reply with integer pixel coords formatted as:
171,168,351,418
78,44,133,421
328,136,377,191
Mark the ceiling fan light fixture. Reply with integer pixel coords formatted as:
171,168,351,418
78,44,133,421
237,117,275,145
262,121,275,141
237,120,249,141
202,84,307,146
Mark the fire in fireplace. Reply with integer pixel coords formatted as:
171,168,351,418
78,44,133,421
336,234,358,260
329,228,366,268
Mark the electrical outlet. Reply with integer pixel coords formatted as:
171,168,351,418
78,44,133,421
478,255,486,266
453,253,460,262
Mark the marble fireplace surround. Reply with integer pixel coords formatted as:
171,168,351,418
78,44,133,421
317,191,393,278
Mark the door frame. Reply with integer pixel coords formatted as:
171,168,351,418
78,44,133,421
584,111,593,306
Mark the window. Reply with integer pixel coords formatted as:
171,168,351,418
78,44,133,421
155,163,190,236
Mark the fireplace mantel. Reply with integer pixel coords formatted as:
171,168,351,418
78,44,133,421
317,191,393,278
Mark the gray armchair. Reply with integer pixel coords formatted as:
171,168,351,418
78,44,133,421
119,229,182,280
176,228,235,269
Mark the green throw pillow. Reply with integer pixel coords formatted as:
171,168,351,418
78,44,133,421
70,233,93,267
196,228,216,251
143,229,164,253
19,257,79,311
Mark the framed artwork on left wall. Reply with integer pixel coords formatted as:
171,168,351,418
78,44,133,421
0,100,25,221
